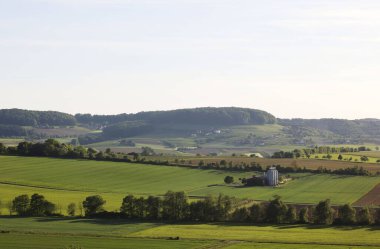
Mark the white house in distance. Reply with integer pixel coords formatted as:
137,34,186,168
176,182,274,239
264,166,279,186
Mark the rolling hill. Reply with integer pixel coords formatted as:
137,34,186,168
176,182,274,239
1,107,380,155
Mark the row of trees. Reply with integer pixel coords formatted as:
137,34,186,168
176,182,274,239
199,160,372,176
272,146,375,159
7,192,380,226
232,197,377,225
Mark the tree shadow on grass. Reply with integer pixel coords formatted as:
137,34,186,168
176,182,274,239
32,216,160,226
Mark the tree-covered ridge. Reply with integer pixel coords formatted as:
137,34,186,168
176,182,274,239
0,109,76,126
279,118,380,137
75,107,277,126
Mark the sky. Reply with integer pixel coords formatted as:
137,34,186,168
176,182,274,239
1,0,380,119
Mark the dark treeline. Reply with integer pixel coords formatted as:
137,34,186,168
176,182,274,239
198,161,372,176
0,109,76,126
272,146,374,159
7,192,380,226
0,140,372,176
0,124,28,137
279,118,380,137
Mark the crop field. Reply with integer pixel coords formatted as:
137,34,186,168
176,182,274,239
354,183,380,206
1,218,380,249
0,156,380,215
310,153,380,164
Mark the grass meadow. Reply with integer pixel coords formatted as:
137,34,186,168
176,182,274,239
2,218,380,248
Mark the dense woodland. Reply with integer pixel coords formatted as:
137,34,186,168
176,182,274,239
0,109,76,126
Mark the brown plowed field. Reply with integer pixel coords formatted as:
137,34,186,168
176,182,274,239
353,183,380,206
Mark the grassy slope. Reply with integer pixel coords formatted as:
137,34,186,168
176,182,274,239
0,234,208,249
1,218,380,248
0,156,379,214
133,223,380,246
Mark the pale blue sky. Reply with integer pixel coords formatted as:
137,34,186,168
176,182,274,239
1,0,380,118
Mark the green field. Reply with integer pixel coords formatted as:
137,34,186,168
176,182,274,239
0,155,379,215
0,156,380,213
1,217,380,249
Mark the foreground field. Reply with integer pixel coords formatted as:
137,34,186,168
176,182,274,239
1,217,380,249
0,156,379,215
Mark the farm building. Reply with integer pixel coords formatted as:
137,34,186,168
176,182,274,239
264,166,279,186
242,166,279,186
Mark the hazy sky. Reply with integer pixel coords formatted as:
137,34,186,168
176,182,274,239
1,0,380,119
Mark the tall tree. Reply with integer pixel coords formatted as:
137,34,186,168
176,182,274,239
162,191,189,221
120,195,136,218
299,207,310,224
314,199,334,225
266,196,288,223
357,207,373,225
145,196,162,220
338,204,356,225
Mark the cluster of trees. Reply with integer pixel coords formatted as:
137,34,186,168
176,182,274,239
10,194,56,216
9,192,235,223
0,109,76,126
3,139,93,159
7,193,380,227
86,192,234,222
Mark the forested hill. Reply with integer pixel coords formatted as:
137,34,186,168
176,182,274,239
0,109,76,126
1,108,380,145
279,118,380,137
75,107,277,126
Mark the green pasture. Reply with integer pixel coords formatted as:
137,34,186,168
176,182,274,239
133,223,380,247
2,218,380,248
0,234,209,249
0,156,379,215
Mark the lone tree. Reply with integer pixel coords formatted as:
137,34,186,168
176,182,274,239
82,195,106,216
224,176,234,184
338,154,343,160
